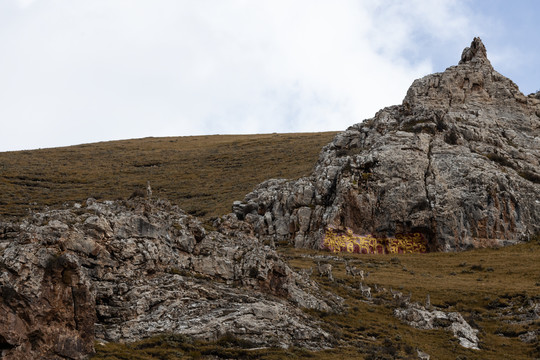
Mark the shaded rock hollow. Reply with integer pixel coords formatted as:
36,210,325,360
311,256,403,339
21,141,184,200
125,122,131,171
234,38,540,251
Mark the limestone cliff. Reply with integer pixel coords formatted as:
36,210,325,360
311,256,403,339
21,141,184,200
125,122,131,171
234,38,540,252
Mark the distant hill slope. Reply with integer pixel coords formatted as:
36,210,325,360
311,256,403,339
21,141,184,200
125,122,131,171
0,132,337,218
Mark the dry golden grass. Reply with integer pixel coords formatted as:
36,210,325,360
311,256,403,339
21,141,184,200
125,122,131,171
0,132,337,219
282,243,540,360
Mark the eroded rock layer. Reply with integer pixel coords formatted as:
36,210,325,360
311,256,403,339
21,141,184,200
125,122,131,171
0,199,339,359
234,38,540,252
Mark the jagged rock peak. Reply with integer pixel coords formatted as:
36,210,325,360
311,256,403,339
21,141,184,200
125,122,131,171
233,37,540,253
459,37,490,65
403,36,527,112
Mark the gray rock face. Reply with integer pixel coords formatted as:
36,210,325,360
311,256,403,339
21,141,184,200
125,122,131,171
234,38,540,251
394,303,479,349
0,199,339,359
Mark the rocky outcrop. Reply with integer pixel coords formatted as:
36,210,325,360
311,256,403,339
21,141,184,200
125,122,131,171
394,303,479,350
234,38,540,251
0,199,339,359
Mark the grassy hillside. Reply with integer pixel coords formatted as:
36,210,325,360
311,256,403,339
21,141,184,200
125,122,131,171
0,132,338,219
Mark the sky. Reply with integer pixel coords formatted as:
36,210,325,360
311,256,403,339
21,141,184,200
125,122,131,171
1,0,539,151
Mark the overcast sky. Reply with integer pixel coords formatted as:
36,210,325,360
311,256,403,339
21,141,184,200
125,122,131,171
1,0,539,151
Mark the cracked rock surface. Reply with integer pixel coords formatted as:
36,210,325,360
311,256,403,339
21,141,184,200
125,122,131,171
0,199,339,359
234,37,540,251
394,303,479,350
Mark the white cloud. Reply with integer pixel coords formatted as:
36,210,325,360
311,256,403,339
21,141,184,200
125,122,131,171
0,0,484,151
15,0,36,8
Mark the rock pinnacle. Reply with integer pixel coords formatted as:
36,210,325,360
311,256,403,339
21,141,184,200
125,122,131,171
459,37,490,65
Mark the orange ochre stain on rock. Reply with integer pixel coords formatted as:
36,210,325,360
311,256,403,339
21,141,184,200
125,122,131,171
322,226,427,254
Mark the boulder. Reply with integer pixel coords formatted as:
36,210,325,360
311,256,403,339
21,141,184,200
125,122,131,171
394,302,479,350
